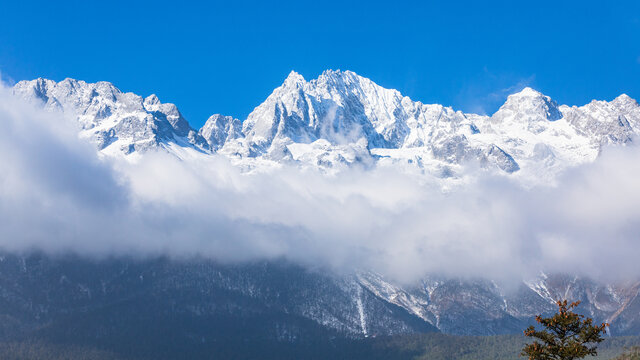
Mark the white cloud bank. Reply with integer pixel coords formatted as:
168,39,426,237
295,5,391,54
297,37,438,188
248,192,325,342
0,83,639,284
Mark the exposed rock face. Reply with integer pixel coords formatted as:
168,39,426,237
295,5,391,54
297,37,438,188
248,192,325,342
199,114,243,150
12,78,207,156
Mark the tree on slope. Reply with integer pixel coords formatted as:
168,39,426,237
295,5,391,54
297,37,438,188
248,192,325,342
522,300,608,360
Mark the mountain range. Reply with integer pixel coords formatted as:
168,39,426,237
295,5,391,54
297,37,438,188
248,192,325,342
5,71,640,342
13,70,640,184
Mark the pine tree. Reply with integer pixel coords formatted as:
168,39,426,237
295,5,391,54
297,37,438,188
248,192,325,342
521,299,608,360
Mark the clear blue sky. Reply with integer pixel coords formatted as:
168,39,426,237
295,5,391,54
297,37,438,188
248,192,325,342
1,0,639,128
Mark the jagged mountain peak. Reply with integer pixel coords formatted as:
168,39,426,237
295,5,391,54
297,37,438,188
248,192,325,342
144,93,161,106
229,70,640,176
320,68,349,77
509,86,544,98
200,114,243,151
283,70,306,88
501,86,555,107
317,69,359,82
612,93,638,106
494,86,562,123
314,69,385,95
560,92,640,146
241,69,414,158
281,69,367,92
12,78,207,155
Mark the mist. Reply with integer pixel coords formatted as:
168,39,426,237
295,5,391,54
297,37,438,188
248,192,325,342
1,84,639,285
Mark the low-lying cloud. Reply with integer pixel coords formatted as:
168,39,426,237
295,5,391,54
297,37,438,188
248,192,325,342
1,83,639,284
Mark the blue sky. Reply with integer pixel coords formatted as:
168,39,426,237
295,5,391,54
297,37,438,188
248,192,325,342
1,0,638,127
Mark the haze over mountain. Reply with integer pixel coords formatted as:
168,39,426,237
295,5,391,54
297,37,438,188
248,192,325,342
1,70,640,340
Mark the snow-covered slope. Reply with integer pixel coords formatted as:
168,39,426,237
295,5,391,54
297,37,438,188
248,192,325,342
199,114,243,150
233,70,513,173
216,71,637,181
0,253,637,338
357,271,640,336
12,78,208,158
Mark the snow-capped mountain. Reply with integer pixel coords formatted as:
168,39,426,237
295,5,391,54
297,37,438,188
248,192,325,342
13,70,639,184
7,71,640,338
199,114,243,151
12,78,208,157
244,71,637,181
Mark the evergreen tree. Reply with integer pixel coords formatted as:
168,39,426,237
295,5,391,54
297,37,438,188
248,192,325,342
522,300,608,360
